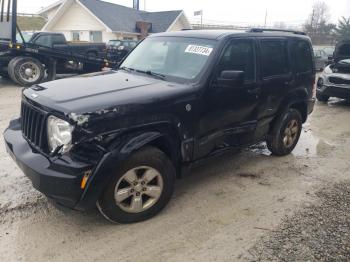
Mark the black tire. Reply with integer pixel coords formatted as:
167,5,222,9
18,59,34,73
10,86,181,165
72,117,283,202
267,109,303,156
8,57,23,85
97,146,176,224
8,57,45,87
316,91,329,102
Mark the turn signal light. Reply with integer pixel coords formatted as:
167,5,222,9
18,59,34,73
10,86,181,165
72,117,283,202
81,171,92,189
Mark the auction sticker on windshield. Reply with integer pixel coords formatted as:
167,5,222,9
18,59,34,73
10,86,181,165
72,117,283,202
185,45,213,56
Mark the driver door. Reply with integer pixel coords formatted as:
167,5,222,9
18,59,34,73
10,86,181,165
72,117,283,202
196,38,260,158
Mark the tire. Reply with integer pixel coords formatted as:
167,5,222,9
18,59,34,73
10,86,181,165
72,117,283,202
8,57,45,87
316,91,329,102
97,146,176,224
267,108,303,156
8,57,23,85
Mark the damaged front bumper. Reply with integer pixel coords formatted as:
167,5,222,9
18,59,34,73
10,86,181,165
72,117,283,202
318,74,350,99
3,118,110,210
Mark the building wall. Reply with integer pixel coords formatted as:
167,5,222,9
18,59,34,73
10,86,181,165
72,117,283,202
167,14,189,32
41,5,60,21
51,2,105,31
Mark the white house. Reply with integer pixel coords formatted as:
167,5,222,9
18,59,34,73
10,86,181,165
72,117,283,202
38,0,192,42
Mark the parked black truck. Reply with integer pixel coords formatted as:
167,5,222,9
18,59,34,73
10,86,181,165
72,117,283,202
4,29,316,224
0,0,111,86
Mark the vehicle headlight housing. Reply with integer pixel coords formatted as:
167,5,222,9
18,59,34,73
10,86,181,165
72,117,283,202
47,116,74,153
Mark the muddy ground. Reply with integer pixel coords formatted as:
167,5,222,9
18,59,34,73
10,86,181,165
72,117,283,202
0,77,350,262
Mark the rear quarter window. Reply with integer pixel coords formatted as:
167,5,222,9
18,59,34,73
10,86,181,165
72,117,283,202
293,40,313,73
260,40,290,77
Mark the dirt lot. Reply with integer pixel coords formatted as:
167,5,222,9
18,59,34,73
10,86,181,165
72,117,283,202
0,77,350,262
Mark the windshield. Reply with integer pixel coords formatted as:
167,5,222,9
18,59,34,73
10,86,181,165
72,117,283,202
120,37,216,82
108,40,122,46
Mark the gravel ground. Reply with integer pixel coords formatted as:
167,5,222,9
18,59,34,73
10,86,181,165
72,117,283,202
0,77,350,262
247,182,350,262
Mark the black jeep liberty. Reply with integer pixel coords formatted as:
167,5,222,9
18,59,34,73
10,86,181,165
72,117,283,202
4,29,316,223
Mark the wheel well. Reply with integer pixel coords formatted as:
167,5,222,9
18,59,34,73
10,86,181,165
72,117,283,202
289,102,307,123
148,136,181,178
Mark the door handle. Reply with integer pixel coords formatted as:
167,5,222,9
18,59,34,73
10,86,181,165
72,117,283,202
247,87,261,95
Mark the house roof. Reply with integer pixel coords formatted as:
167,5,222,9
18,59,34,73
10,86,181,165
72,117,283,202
77,0,184,33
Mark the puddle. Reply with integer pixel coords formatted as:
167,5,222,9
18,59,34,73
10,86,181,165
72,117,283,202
248,127,334,158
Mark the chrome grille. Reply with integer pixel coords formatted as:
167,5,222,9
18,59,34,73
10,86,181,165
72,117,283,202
21,102,47,150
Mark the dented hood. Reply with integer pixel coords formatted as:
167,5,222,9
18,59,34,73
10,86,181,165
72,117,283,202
23,70,192,114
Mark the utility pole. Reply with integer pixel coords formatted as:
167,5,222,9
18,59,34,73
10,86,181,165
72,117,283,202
201,10,203,29
264,9,268,28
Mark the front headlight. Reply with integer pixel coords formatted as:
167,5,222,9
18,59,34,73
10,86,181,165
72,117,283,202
47,116,74,153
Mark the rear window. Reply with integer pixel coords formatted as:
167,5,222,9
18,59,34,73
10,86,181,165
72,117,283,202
260,40,290,77
293,40,313,73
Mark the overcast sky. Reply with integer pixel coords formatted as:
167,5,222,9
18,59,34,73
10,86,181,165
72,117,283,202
18,0,350,27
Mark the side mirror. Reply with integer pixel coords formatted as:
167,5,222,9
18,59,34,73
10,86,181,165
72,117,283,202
217,70,244,87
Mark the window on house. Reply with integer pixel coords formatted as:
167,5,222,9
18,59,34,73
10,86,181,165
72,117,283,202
260,40,290,77
72,31,80,42
90,31,102,43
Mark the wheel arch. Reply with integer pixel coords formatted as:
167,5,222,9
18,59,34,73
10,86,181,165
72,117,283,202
77,129,182,210
277,89,309,123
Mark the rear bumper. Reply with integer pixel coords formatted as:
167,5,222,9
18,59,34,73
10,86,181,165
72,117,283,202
3,119,95,209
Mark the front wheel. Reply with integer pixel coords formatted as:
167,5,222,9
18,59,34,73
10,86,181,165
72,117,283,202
267,109,303,156
97,146,176,224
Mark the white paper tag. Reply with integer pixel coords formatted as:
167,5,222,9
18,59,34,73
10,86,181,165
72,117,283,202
185,45,213,56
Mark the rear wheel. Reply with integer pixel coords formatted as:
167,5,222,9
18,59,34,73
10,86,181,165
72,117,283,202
267,109,303,156
97,146,176,224
8,57,45,86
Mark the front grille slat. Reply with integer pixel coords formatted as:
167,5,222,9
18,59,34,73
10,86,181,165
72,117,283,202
21,101,47,151
329,77,350,85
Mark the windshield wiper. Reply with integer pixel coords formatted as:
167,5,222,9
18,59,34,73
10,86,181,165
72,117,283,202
119,66,135,72
135,69,166,80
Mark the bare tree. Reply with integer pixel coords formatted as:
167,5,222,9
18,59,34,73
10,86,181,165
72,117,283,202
303,1,336,45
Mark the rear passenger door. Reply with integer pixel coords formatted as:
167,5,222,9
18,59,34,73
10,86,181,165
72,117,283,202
257,38,292,121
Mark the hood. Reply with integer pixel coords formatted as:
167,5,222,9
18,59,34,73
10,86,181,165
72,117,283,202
334,41,350,62
23,70,193,115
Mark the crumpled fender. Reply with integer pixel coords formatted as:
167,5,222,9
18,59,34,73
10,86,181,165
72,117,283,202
75,131,169,210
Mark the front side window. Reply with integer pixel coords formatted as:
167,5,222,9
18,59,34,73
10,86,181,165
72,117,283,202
261,40,290,77
120,37,216,82
293,40,313,73
217,40,255,81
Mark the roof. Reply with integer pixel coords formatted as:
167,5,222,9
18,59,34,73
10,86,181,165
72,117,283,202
150,29,311,40
78,0,183,33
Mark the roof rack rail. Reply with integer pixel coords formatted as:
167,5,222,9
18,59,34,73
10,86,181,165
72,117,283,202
248,28,306,36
